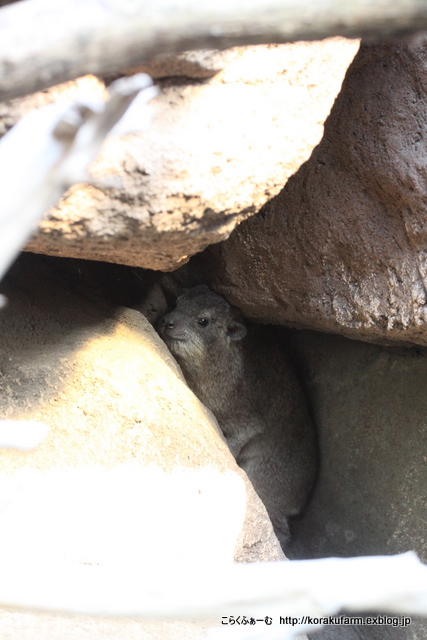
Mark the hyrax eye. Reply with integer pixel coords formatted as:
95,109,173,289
198,317,209,327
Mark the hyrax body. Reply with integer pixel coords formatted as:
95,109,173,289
158,285,317,548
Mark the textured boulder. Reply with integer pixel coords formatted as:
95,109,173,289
0,39,359,271
287,330,427,640
202,38,427,346
0,254,283,639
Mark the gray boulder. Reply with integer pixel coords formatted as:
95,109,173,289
202,38,427,346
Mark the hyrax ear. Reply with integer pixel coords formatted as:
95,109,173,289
227,321,247,341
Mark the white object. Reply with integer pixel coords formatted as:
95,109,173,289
0,551,424,639
0,73,158,284
0,420,48,450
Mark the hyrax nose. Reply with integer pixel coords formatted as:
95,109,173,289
161,315,175,330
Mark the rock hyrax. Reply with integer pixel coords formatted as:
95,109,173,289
158,285,317,548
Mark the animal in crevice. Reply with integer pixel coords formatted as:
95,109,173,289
158,285,317,548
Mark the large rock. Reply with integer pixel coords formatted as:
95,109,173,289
0,39,359,271
0,254,283,639
287,330,427,639
202,38,427,346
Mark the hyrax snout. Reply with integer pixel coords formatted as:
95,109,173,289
158,285,317,548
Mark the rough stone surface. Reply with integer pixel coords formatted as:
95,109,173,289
0,75,105,137
287,330,427,640
201,38,427,347
121,49,242,80
0,254,283,639
0,39,359,271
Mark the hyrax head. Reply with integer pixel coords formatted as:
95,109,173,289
159,285,247,362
